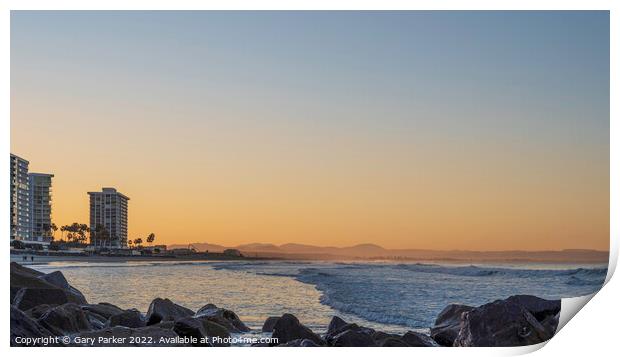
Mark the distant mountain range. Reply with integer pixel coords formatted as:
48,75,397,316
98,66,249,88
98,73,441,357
168,242,609,263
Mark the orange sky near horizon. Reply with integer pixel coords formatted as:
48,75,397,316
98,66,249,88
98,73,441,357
10,123,610,251
10,12,610,251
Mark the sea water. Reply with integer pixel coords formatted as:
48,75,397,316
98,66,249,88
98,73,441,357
27,260,606,336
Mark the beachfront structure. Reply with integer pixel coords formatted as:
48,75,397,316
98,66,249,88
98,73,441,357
29,173,54,243
10,154,30,242
88,187,130,248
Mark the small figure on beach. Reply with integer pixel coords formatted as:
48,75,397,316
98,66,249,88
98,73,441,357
30,256,34,262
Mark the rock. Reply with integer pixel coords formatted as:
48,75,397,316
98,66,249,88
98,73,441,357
271,313,323,346
108,309,146,328
173,317,213,346
371,331,397,341
402,331,436,347
74,326,184,346
371,330,400,344
172,317,230,346
11,261,44,276
13,288,70,311
379,337,409,347
85,311,107,330
540,312,560,336
453,299,554,347
430,304,474,346
327,316,348,335
505,295,561,321
38,303,92,336
195,303,250,332
10,263,87,306
331,328,376,347
10,306,54,347
201,319,232,344
81,303,123,330
278,338,320,347
82,303,124,319
10,263,45,298
262,316,280,332
145,298,194,325
40,271,70,289
324,322,375,345
25,304,53,319
154,321,176,330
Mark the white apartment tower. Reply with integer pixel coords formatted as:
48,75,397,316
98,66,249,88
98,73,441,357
88,188,129,248
10,154,30,242
29,173,54,243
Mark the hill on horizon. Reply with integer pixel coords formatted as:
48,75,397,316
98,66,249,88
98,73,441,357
167,242,609,263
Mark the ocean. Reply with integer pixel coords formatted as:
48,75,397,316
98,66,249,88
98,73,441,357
27,260,607,338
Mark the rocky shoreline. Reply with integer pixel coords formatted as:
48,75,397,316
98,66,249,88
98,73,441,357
10,262,560,347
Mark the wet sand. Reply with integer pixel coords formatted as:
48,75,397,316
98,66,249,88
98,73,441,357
10,252,277,265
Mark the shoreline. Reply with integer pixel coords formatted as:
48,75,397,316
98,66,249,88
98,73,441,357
10,252,279,264
10,251,608,266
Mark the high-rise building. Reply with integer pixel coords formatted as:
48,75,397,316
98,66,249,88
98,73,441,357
88,187,129,248
10,154,30,242
29,173,54,243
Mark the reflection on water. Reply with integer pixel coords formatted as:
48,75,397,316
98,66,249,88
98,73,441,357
31,261,407,334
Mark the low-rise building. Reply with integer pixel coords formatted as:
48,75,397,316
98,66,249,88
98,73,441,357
170,248,195,256
141,245,167,255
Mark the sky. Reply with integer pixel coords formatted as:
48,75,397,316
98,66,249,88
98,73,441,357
11,11,609,251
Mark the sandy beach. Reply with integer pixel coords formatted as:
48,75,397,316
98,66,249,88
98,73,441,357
10,252,275,265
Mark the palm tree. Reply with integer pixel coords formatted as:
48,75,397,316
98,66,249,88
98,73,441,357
92,224,109,247
128,239,133,248
79,224,90,244
60,225,67,241
134,238,143,248
146,233,155,246
50,223,58,241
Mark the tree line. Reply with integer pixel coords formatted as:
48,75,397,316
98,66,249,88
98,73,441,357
48,222,155,248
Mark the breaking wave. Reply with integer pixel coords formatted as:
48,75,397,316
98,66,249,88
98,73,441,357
213,261,606,327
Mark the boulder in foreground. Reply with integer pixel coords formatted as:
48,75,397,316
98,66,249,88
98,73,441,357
37,303,92,336
324,320,375,346
505,295,560,321
401,331,436,347
261,316,280,332
330,328,376,347
82,303,125,320
270,313,323,346
145,298,194,325
195,303,250,332
74,326,184,346
430,304,474,346
108,309,146,328
277,338,320,347
13,288,71,311
173,317,213,346
10,263,87,308
326,316,347,335
378,337,410,347
453,299,554,347
10,306,54,347
173,317,230,346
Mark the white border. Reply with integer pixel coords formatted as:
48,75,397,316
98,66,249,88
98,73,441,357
1,2,617,357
